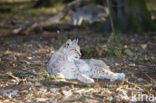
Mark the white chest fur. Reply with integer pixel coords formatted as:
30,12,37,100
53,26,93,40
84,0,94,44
74,59,91,76
61,61,77,79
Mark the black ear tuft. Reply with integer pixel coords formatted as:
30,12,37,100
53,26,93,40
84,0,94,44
66,42,69,47
73,38,78,44
65,39,72,48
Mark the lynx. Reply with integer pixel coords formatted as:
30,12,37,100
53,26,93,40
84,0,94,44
46,39,125,84
71,5,109,26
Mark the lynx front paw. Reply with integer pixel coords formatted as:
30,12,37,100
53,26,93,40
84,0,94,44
118,73,125,80
110,73,125,82
78,75,95,84
86,78,95,84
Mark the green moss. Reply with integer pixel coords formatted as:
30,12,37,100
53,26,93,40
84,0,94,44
13,72,26,78
40,71,50,79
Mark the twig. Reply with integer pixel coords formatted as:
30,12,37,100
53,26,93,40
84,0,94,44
107,32,114,45
40,79,93,87
143,72,156,83
106,0,115,45
123,80,137,87
124,80,155,89
6,73,26,85
83,94,104,102
7,72,20,83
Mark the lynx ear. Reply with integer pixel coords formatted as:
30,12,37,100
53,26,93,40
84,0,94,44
73,38,78,44
65,39,72,48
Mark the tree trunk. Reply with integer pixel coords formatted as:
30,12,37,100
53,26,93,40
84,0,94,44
13,0,95,34
110,0,156,32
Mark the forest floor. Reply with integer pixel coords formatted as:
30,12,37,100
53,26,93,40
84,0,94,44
0,1,156,103
0,30,155,103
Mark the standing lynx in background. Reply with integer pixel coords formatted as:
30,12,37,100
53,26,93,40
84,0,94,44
47,39,125,84
71,5,109,26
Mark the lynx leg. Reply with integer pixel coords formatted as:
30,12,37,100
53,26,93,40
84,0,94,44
72,19,77,26
71,14,78,26
76,72,94,84
77,17,83,26
91,68,125,82
110,73,125,82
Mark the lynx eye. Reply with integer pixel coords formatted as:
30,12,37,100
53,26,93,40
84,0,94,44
72,49,77,52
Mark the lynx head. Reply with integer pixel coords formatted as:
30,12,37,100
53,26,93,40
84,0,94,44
63,39,81,62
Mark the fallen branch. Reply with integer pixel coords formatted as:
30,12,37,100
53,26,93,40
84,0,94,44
143,72,156,83
6,72,26,85
12,0,95,34
7,72,20,83
40,79,93,87
83,94,104,102
124,80,155,89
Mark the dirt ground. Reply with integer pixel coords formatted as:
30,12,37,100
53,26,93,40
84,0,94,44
0,29,155,102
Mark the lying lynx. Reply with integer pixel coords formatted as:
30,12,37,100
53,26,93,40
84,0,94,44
71,5,109,26
47,39,125,84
